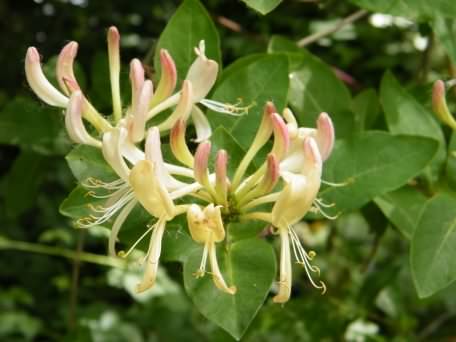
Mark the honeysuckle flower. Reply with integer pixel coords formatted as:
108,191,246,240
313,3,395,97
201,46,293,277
432,80,456,130
187,204,237,295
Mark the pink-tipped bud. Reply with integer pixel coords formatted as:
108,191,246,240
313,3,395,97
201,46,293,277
194,141,212,188
271,113,290,161
150,49,177,108
129,80,153,143
64,91,101,147
215,150,229,204
257,153,279,194
129,58,145,114
57,41,80,95
316,112,335,161
25,47,68,107
170,119,194,168
158,80,193,131
432,80,456,130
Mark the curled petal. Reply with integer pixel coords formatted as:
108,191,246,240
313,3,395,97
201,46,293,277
136,218,167,293
129,160,176,219
102,128,130,181
203,204,225,242
432,80,456,130
187,204,207,243
273,228,292,303
25,47,68,107
191,105,212,142
316,112,335,161
185,40,219,102
208,241,236,295
57,41,80,95
170,119,194,168
107,26,122,121
129,58,145,114
157,80,193,131
130,80,153,142
150,49,177,108
65,91,101,147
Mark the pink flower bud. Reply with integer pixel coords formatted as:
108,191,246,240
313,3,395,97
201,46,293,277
271,113,290,161
130,80,153,142
258,153,279,193
56,41,80,95
194,141,211,188
129,58,145,114
432,80,456,130
150,49,177,108
25,47,68,107
316,112,335,161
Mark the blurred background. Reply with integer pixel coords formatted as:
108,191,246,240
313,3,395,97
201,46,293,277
1,0,455,341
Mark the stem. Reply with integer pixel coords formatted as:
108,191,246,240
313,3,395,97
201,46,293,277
68,230,85,330
296,9,368,47
0,236,125,268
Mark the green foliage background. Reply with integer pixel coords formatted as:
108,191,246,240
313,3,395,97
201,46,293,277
2,0,456,340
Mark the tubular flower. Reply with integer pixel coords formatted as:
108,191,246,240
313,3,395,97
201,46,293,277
187,204,236,295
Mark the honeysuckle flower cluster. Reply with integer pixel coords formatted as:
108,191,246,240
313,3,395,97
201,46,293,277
25,26,336,303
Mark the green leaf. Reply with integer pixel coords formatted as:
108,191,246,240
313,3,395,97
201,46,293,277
65,145,116,182
241,0,282,15
59,185,103,219
380,71,445,181
154,0,221,84
0,97,69,155
322,132,439,212
207,54,289,149
268,37,354,139
433,16,456,65
350,0,456,20
352,89,381,132
1,151,47,219
161,224,199,263
446,132,456,190
374,185,428,239
411,193,456,297
184,238,276,340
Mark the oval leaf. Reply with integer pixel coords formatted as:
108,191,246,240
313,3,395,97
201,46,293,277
154,0,221,84
184,238,276,340
207,54,289,148
411,193,456,297
322,132,438,212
